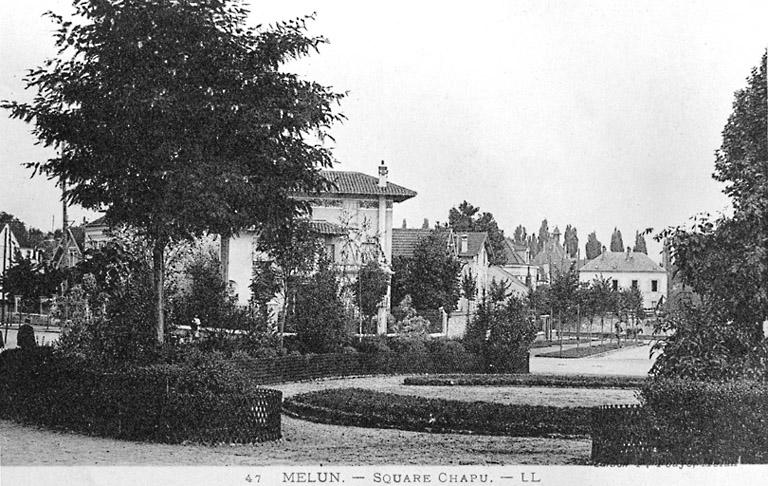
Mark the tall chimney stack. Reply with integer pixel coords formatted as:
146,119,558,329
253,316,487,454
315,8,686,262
378,160,388,188
460,234,469,254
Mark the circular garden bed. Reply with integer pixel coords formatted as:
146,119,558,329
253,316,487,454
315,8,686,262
283,388,595,438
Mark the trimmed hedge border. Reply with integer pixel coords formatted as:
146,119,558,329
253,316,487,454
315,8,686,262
403,373,645,389
283,388,591,437
0,348,282,444
592,380,768,464
233,350,528,384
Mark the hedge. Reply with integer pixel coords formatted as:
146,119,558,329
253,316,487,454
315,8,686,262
232,348,527,384
0,348,282,444
592,379,768,464
404,373,645,389
283,388,591,437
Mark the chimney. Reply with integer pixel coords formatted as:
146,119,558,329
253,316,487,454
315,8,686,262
625,246,631,260
601,245,607,257
378,160,388,188
460,234,468,254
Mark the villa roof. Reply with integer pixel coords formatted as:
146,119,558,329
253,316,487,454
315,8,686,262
85,215,108,228
319,170,417,202
579,251,665,273
392,228,433,258
457,232,487,258
309,220,347,236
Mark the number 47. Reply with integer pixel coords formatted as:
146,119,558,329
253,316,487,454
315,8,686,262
245,474,261,483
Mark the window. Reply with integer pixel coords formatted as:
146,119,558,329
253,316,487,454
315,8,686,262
631,280,638,289
612,280,618,291
651,280,658,292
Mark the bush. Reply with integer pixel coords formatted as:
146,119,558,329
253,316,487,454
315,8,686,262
291,263,350,353
405,373,644,389
284,388,590,437
466,293,537,373
0,347,281,444
16,324,36,349
638,378,768,463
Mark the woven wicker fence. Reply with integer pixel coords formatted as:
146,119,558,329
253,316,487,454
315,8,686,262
591,404,660,464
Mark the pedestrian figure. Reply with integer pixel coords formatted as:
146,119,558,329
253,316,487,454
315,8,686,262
191,316,201,341
0,328,4,349
18,318,37,350
615,320,623,348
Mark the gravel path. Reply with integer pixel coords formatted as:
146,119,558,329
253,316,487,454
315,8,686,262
0,418,589,465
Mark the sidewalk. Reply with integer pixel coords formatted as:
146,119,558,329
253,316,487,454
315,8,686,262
531,343,657,377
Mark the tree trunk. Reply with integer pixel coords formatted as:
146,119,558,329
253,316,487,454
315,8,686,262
152,240,166,344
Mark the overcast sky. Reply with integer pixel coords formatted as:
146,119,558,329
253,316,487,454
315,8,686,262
2,0,766,261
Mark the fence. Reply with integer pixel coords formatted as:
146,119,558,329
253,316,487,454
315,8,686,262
233,350,529,384
591,404,659,464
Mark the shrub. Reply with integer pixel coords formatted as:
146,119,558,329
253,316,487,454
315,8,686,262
291,263,350,354
0,347,281,444
404,373,644,388
284,388,590,437
16,324,36,349
639,378,768,463
466,293,537,372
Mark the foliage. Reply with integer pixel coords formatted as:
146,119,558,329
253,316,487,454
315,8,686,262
548,267,580,321
513,224,527,244
0,212,47,249
466,291,537,373
0,347,282,444
169,246,233,330
284,388,591,437
460,271,478,302
404,373,645,389
16,324,37,349
650,301,768,381
0,252,65,312
610,228,624,252
615,287,644,321
537,219,550,247
638,378,768,463
563,224,579,258
448,201,507,265
2,0,344,343
257,219,323,341
585,231,602,260
290,262,349,354
633,230,648,254
713,51,767,214
249,260,280,322
391,231,461,312
353,260,389,319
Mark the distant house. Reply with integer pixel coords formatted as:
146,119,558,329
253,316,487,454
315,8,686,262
501,237,539,288
1,224,23,282
83,216,111,249
578,249,668,309
223,163,417,332
532,227,573,282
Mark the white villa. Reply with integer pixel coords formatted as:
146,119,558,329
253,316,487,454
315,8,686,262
221,163,417,333
578,249,668,309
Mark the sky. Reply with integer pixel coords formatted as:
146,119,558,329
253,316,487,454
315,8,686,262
1,0,767,262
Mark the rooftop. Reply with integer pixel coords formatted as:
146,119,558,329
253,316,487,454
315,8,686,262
319,170,417,202
579,251,665,273
456,232,487,258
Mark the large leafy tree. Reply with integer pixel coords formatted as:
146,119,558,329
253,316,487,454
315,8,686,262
448,201,507,265
652,53,768,380
513,225,527,245
0,252,66,312
391,231,461,311
585,231,602,260
610,228,624,252
564,224,579,258
633,230,648,254
2,0,344,343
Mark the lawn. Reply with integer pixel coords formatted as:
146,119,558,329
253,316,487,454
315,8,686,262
537,342,640,358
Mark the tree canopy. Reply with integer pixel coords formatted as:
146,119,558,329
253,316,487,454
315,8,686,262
610,228,624,252
633,230,648,254
585,231,602,260
448,201,507,265
391,231,461,311
2,0,344,342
